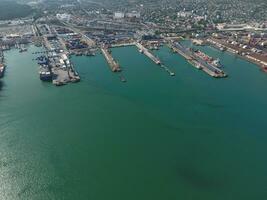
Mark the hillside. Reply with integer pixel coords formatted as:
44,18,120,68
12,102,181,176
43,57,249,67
0,0,33,20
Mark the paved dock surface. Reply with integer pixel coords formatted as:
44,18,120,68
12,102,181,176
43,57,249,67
101,48,121,72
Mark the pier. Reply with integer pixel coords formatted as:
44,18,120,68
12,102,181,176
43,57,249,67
161,64,175,76
0,50,5,78
101,47,121,72
111,43,135,48
136,42,175,76
47,52,80,86
168,42,227,78
135,42,161,65
35,34,80,86
167,43,193,60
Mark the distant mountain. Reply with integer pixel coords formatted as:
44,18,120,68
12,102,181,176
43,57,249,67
0,0,33,20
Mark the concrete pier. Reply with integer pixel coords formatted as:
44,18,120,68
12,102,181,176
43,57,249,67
111,43,135,48
136,42,161,65
101,48,121,72
167,43,192,60
50,57,80,86
136,42,175,76
168,42,227,78
37,34,80,86
161,64,175,76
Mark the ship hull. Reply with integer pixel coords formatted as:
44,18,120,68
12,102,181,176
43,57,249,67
40,74,52,82
0,65,6,79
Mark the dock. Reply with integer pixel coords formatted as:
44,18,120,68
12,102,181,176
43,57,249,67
161,64,175,76
0,50,5,79
101,47,121,72
168,42,227,78
136,42,175,76
111,43,135,48
49,53,80,86
135,42,161,65
35,33,80,86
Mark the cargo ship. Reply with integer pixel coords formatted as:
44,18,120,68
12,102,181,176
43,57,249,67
39,65,52,81
37,56,53,81
169,42,227,78
192,49,222,68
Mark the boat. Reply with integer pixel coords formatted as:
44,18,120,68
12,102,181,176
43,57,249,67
40,71,52,81
19,48,27,53
39,65,52,81
0,63,6,78
86,52,96,56
71,77,80,83
220,47,226,51
188,59,202,70
54,81,64,86
196,63,202,69
262,65,267,73
212,58,221,68
192,49,223,68
37,56,49,65
155,60,161,65
120,75,126,83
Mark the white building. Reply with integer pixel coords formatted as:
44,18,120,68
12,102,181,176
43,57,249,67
177,11,192,18
114,12,125,19
56,13,71,22
126,11,141,18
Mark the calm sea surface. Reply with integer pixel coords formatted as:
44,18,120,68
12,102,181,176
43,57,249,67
0,43,267,199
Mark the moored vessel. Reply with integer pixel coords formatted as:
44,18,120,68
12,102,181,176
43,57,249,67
0,63,6,78
39,65,52,81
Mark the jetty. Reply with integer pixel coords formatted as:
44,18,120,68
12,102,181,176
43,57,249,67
101,47,121,72
35,34,80,86
168,42,227,78
136,42,175,76
161,64,175,76
111,43,135,48
0,50,6,79
135,42,161,65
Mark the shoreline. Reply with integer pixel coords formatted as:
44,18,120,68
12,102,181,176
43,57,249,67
206,38,267,73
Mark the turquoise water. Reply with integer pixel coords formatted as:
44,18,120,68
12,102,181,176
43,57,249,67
0,44,267,199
